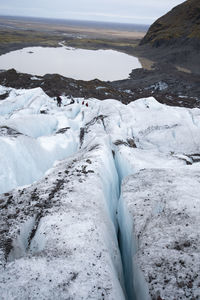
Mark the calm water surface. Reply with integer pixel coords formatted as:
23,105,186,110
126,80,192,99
0,46,141,81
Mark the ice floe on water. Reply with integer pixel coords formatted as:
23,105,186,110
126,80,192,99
0,85,200,299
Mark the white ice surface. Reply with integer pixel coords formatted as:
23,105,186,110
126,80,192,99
0,136,125,300
0,86,200,299
0,87,82,194
120,168,200,300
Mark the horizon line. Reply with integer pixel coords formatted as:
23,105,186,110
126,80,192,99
0,14,150,27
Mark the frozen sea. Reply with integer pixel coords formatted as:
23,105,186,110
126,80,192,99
0,46,141,81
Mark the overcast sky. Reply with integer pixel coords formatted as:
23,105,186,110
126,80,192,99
0,0,185,24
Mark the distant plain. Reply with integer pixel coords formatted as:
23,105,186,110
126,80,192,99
0,16,148,62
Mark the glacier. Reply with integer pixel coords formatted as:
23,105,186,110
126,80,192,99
0,85,200,300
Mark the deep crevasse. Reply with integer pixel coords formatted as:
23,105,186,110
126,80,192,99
81,110,151,299
114,149,150,300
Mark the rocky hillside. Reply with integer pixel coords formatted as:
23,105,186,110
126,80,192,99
138,0,200,73
140,0,200,47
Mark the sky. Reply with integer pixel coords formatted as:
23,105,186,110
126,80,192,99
0,0,185,25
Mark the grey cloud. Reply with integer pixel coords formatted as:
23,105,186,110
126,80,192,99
0,0,185,24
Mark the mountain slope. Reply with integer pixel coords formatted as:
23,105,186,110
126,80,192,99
140,0,200,47
138,0,200,73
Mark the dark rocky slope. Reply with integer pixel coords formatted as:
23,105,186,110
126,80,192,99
137,0,200,73
141,0,200,47
0,67,200,109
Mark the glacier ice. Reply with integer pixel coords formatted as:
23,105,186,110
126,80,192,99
0,86,200,299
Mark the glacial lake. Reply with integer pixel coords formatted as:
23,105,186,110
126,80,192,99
0,46,141,81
